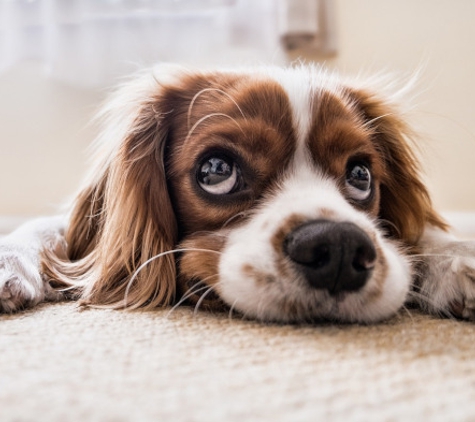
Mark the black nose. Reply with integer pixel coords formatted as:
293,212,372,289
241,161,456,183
283,220,376,294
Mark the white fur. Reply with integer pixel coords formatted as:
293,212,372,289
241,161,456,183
414,227,475,319
218,157,411,323
0,217,66,312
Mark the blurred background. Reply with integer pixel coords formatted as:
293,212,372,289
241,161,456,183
0,0,474,232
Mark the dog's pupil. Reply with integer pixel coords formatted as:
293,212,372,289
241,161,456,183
349,165,370,190
200,157,232,186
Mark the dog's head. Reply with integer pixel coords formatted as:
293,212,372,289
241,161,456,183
44,64,447,323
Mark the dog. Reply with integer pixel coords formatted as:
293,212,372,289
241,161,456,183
1,64,475,323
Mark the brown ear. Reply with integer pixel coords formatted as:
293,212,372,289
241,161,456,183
349,88,448,246
43,70,179,309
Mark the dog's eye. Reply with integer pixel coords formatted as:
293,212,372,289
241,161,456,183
198,157,238,195
346,163,371,201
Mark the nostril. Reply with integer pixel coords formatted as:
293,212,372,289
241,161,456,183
352,245,376,273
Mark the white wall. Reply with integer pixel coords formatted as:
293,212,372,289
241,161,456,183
0,0,475,216
321,0,475,211
0,63,102,216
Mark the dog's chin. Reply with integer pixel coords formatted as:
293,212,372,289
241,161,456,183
216,283,410,324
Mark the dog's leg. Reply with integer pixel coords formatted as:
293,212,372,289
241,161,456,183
0,216,66,312
413,227,475,320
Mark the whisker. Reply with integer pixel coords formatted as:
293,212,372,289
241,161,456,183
395,304,415,323
254,285,272,322
170,273,221,313
228,299,239,320
187,88,245,130
362,113,395,130
184,113,245,147
410,253,457,259
193,284,219,317
123,247,221,308
187,230,228,239
222,211,249,229
406,289,455,320
165,283,209,318
377,218,401,237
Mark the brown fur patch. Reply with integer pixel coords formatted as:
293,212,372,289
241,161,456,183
271,214,308,257
241,264,277,285
346,88,448,245
270,214,308,282
164,75,297,235
176,232,227,310
307,90,383,216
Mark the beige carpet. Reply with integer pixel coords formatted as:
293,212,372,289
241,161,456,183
1,303,475,422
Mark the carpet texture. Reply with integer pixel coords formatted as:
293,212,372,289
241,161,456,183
1,303,475,421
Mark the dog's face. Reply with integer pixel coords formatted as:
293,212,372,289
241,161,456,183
165,67,413,323
46,65,446,323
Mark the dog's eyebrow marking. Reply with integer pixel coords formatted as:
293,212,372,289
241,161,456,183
187,88,246,131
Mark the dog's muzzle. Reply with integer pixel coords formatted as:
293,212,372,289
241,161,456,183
284,220,376,294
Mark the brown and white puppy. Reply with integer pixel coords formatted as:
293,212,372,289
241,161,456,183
1,64,475,323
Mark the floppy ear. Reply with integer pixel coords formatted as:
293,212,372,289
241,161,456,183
349,88,448,247
42,68,181,309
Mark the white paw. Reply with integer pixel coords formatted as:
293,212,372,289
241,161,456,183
0,245,63,313
0,247,44,312
447,253,475,320
0,217,68,313
415,240,475,321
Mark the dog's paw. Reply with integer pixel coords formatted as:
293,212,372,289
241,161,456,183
0,246,54,313
446,253,475,320
0,275,35,313
0,249,41,312
416,240,475,321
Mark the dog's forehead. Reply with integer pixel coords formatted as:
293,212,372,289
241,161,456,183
261,66,323,146
166,67,365,155
262,68,376,170
172,69,377,178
